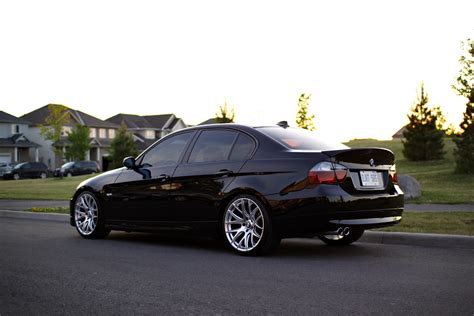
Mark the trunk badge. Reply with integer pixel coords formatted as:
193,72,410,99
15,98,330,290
369,158,375,167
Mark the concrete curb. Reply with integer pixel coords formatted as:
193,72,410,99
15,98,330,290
1,210,473,249
0,209,69,222
362,231,474,250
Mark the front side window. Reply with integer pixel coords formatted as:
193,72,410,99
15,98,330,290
188,130,237,163
108,129,115,139
140,132,193,167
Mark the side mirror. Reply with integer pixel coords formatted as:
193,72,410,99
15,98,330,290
122,156,136,169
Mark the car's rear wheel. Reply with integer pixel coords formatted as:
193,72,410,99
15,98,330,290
318,228,364,246
223,195,280,255
40,172,47,179
13,173,20,180
66,172,72,177
74,191,110,239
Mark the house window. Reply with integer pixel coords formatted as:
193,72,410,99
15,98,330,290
99,128,106,138
90,128,96,138
11,124,20,134
145,130,155,139
61,126,72,136
108,129,115,139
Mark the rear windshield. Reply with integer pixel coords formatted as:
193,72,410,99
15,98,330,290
257,127,349,151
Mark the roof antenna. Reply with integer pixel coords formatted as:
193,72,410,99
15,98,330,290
277,121,289,128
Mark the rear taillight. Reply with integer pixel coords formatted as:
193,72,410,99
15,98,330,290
308,161,348,185
389,164,397,183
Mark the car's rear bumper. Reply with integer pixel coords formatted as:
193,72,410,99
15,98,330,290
266,185,404,237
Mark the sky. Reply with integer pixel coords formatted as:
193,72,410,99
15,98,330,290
0,0,473,142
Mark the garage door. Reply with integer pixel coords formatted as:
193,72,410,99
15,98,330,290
0,154,12,164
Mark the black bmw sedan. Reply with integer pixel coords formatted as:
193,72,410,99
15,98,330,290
70,123,403,255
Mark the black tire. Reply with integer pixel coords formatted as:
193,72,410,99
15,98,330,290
73,191,110,239
318,228,364,246
39,172,47,179
13,173,20,180
222,194,280,256
66,172,73,177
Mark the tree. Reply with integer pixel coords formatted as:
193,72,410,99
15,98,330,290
65,124,90,161
296,93,316,131
452,39,474,174
39,104,71,164
215,98,235,123
109,123,138,169
402,83,445,161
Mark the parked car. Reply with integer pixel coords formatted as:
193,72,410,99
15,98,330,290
70,123,404,255
3,162,49,180
54,161,100,177
0,162,16,177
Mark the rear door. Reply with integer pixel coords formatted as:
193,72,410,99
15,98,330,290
170,129,256,222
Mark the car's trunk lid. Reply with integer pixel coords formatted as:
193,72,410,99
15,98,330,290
322,147,396,193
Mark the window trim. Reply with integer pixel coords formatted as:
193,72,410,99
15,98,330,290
135,130,196,167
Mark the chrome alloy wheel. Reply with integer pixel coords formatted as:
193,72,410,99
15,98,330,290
74,192,99,236
224,198,264,252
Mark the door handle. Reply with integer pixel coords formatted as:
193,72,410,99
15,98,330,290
216,169,234,177
157,174,170,182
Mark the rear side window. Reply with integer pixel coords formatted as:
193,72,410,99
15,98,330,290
257,127,348,151
189,130,237,163
141,132,193,167
229,133,254,161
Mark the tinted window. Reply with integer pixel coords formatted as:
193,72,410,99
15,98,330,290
188,130,237,163
141,132,193,167
257,127,349,151
229,133,255,161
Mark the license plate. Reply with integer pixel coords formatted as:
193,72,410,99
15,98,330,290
360,171,380,186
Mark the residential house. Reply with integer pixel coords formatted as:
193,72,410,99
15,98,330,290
106,113,187,151
392,126,407,140
21,104,119,169
0,111,40,164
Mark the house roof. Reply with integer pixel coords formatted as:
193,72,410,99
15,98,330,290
107,114,154,129
0,134,40,148
392,126,407,139
53,137,114,148
142,114,175,129
21,104,118,129
198,118,217,125
0,111,31,124
106,113,185,130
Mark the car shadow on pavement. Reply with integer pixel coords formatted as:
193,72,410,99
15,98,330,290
101,231,381,259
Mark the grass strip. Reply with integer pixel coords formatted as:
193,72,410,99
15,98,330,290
374,212,474,236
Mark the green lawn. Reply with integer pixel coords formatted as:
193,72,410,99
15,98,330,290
0,174,96,200
346,138,474,204
375,212,474,236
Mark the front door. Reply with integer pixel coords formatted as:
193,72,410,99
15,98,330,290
104,131,195,224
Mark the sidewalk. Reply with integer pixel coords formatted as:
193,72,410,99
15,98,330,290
0,199,69,211
1,199,473,212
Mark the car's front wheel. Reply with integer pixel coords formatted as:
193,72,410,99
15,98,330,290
74,191,110,239
39,172,47,179
223,195,280,256
13,173,20,180
318,228,364,246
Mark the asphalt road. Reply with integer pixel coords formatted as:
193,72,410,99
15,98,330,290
1,217,473,315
